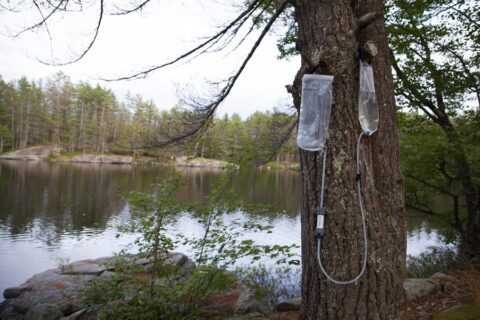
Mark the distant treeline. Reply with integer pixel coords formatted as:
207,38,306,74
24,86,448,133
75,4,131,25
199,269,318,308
0,73,298,163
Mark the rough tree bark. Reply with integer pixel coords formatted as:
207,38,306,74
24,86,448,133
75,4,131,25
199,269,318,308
293,0,406,318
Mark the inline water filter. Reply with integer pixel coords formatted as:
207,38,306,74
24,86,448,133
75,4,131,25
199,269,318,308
297,74,334,151
358,61,378,135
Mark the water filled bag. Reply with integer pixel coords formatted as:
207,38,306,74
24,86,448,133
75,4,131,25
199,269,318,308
358,61,379,134
297,74,334,151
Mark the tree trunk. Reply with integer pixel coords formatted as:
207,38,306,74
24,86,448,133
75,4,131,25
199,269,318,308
11,104,15,150
21,102,30,149
441,120,480,257
295,0,405,318
55,93,61,147
19,101,23,148
80,101,86,154
98,105,105,153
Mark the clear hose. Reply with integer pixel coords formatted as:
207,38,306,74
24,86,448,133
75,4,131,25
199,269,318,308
316,132,368,284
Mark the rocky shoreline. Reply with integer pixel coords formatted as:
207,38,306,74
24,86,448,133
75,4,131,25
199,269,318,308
2,251,471,320
0,253,296,320
0,146,133,164
0,146,300,170
0,146,62,161
0,146,229,168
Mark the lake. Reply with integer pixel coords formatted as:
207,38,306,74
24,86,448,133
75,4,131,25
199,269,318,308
0,160,449,300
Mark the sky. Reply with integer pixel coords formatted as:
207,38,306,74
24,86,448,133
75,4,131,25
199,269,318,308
0,0,300,118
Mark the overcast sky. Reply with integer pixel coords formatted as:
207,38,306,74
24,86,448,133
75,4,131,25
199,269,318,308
0,0,300,118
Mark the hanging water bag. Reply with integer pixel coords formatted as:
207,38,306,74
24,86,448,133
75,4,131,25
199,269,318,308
297,74,334,151
358,61,379,134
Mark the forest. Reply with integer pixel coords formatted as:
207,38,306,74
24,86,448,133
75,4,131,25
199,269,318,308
0,72,298,164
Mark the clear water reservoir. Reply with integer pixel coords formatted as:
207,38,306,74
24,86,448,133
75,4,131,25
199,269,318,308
358,61,379,134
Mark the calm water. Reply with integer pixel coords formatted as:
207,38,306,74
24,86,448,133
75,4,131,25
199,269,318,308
0,160,448,299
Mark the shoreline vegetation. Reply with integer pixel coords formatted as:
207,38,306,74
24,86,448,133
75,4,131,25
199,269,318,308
0,145,300,170
2,253,479,320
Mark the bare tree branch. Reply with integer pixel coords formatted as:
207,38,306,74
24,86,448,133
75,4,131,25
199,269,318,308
225,0,276,55
144,0,290,148
110,0,152,15
31,0,57,61
183,0,266,63
13,0,67,37
254,113,298,166
103,0,264,81
39,0,105,66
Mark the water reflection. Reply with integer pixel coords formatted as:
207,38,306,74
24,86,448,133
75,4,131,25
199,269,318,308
0,161,301,244
0,160,448,300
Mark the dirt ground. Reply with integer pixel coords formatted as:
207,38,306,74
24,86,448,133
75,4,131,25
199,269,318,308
404,268,480,320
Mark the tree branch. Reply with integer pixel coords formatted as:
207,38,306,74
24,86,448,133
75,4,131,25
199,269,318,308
406,204,436,215
411,26,448,113
110,0,152,15
452,195,466,237
349,11,381,36
439,44,480,108
406,174,457,198
357,11,381,30
437,159,455,184
255,115,298,166
39,0,104,66
224,0,276,56
13,0,67,37
390,49,442,121
31,0,55,60
144,0,290,147
103,0,264,81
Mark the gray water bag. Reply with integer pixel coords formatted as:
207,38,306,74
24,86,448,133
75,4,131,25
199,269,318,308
297,74,334,151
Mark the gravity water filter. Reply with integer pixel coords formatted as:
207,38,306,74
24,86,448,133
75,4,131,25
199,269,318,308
297,61,378,284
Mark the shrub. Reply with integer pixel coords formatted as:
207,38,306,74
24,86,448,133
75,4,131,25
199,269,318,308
82,168,298,319
236,265,301,308
406,246,464,278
